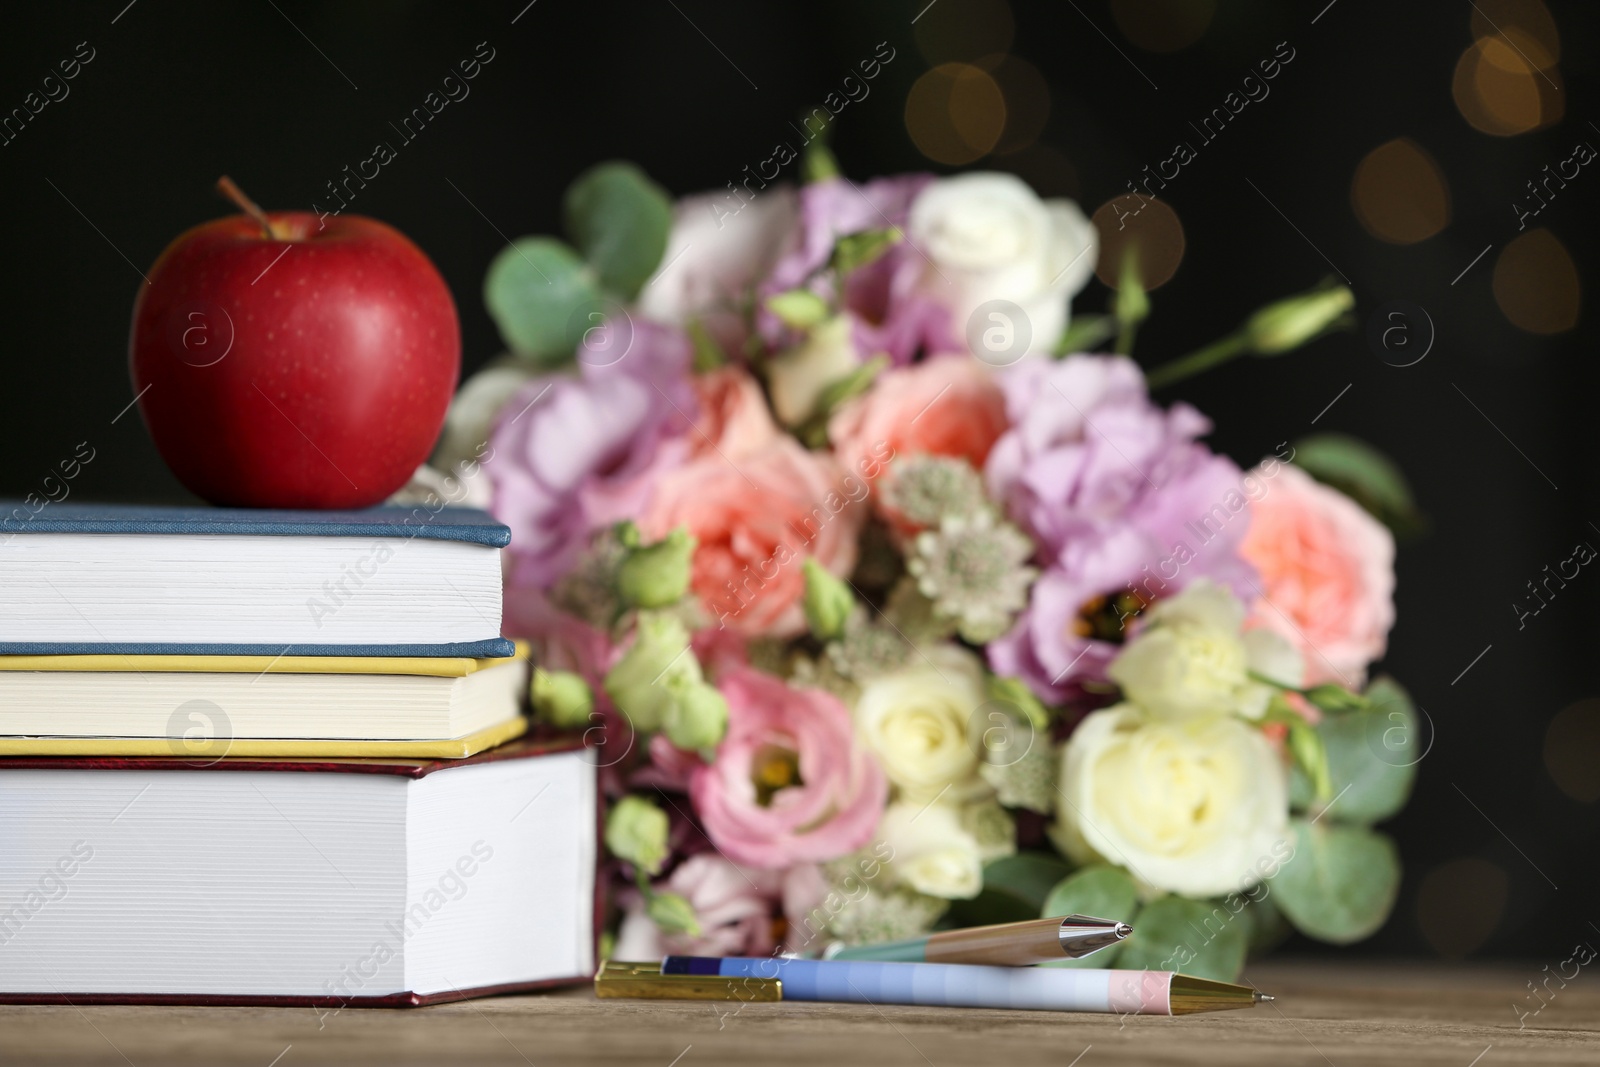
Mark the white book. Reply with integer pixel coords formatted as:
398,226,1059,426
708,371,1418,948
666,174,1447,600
0,504,512,658
0,742,597,1006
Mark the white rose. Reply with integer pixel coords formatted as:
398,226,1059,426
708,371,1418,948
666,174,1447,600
638,187,799,326
1108,580,1302,721
906,172,1097,359
877,800,983,900
1052,704,1289,898
765,315,858,426
853,644,989,803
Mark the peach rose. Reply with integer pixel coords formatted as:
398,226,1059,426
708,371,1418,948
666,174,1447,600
642,439,864,636
828,355,1008,488
1239,462,1396,687
689,366,781,461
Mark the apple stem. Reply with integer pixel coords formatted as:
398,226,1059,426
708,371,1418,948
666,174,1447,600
216,176,287,240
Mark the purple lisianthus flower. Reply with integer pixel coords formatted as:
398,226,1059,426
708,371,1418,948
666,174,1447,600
759,174,956,364
485,322,696,589
984,355,1257,701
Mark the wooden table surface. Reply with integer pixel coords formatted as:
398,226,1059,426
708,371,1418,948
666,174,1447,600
0,960,1593,1066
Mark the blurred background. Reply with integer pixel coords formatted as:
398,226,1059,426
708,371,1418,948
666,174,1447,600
0,0,1594,962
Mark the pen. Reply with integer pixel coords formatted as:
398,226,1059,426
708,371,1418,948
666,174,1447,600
826,914,1131,965
650,956,1272,1015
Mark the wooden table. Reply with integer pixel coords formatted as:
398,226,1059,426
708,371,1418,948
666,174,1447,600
0,960,1593,1066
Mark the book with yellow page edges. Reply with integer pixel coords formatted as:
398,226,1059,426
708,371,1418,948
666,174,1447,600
0,647,530,759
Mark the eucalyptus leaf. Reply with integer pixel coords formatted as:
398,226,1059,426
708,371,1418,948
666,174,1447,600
1244,892,1292,953
563,161,672,300
1290,675,1419,824
1115,895,1248,982
1291,433,1426,540
1270,819,1400,944
483,237,602,363
944,851,1072,928
1038,865,1138,969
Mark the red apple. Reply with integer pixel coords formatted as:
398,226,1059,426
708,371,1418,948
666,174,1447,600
130,178,460,509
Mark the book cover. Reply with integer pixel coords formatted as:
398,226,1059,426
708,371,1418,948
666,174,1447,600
0,502,511,546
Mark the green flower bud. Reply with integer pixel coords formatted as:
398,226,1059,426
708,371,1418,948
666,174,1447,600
830,228,902,277
646,890,701,936
603,613,701,732
1287,720,1333,802
663,681,729,752
614,520,642,549
986,675,1051,733
530,668,594,730
765,288,831,330
605,795,670,875
1244,283,1355,355
1304,683,1370,713
616,526,697,609
802,558,855,641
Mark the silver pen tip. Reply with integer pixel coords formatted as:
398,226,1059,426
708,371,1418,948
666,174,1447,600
1114,922,1132,940
1254,992,1275,1004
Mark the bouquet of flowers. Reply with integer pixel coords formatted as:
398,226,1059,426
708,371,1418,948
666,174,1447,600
421,152,1423,981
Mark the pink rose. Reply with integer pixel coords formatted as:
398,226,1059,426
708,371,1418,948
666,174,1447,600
829,355,1008,483
641,440,863,636
612,854,827,960
691,667,887,868
689,367,781,461
1239,462,1396,687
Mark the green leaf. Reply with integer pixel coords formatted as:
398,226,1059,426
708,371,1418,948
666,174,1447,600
1115,895,1248,982
1270,819,1400,944
1055,314,1116,356
484,237,602,363
943,851,1072,928
1038,865,1139,969
1244,892,1292,954
1334,676,1421,821
1291,433,1426,540
563,161,672,300
1291,675,1419,824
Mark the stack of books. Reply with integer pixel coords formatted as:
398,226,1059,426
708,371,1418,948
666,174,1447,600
0,504,597,1007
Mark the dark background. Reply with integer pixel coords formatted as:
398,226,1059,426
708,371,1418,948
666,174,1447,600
1,0,1594,961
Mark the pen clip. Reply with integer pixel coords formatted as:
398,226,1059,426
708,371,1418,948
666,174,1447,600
594,960,783,1002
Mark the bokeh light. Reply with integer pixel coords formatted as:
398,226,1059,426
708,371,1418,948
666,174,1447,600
982,54,1051,156
1350,138,1452,245
1452,36,1562,136
1415,857,1508,958
1493,228,1579,334
1090,196,1186,290
1110,0,1215,53
1470,0,1560,70
914,0,1014,65
906,63,1007,165
1544,698,1600,802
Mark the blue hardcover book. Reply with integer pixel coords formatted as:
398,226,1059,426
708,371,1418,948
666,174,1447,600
0,503,513,658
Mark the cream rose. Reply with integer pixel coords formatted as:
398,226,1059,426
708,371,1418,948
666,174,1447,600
1108,580,1302,721
766,315,858,426
853,645,988,803
1052,704,1289,898
876,800,983,900
906,172,1097,360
